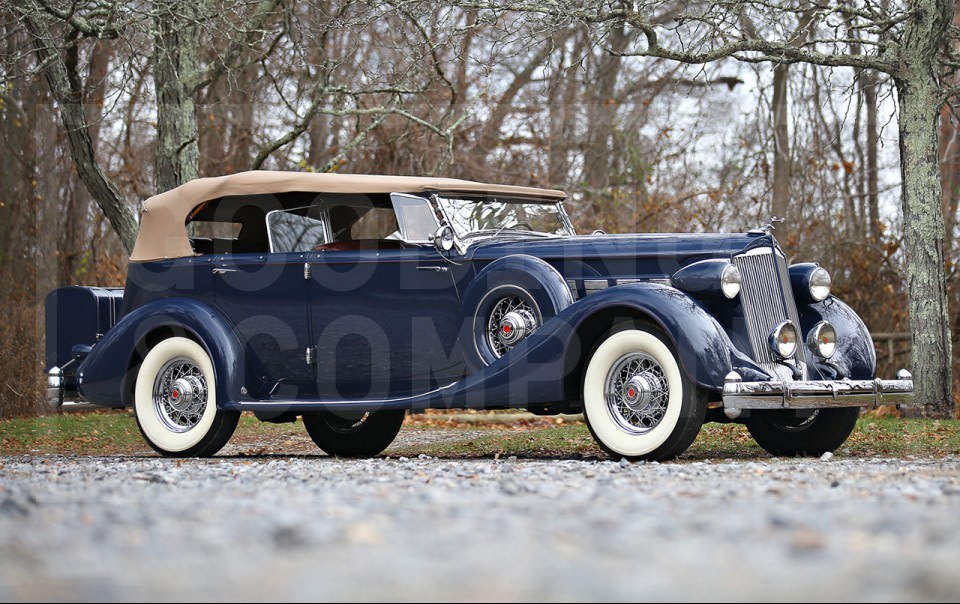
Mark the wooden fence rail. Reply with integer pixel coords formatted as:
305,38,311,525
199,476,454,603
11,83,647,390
872,332,912,372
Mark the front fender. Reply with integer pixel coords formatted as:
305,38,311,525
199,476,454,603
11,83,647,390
77,297,248,408
559,283,742,390
798,295,876,379
425,282,745,409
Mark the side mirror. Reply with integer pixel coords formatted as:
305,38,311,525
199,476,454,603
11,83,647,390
432,225,455,252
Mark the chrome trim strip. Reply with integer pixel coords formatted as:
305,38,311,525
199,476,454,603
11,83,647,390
237,382,458,408
737,247,786,258
583,279,610,292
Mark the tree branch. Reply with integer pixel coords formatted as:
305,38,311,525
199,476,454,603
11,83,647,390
21,6,138,252
184,0,282,95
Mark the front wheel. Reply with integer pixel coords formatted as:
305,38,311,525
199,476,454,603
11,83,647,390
582,327,706,461
303,409,405,457
134,337,239,457
747,407,859,456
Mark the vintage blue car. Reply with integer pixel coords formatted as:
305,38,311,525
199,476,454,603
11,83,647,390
45,171,914,460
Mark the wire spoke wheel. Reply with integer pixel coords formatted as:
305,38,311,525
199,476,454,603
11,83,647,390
582,327,706,461
152,357,208,433
603,352,669,434
485,295,538,358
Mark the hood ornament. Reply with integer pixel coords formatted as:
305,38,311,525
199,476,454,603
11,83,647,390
750,216,784,235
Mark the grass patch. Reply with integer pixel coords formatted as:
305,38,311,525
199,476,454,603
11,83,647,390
390,417,960,460
0,411,300,456
0,411,957,459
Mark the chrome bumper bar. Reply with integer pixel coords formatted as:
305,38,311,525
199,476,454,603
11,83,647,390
721,369,914,419
47,367,64,410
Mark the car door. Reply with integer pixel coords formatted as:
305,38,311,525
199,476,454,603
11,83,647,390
213,251,316,399
309,196,463,399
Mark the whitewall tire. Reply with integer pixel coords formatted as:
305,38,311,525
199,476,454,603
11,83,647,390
134,337,239,457
582,327,706,461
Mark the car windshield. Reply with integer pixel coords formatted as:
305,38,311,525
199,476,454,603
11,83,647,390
437,197,573,239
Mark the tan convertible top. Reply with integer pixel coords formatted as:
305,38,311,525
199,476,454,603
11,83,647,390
130,171,566,262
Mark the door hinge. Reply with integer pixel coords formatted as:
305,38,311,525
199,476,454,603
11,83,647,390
306,347,315,365
303,262,311,280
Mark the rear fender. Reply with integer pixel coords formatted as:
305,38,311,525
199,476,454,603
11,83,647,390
77,297,248,408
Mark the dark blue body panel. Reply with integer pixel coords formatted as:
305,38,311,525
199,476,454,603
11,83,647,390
45,286,124,370
467,233,761,287
64,228,877,412
77,297,249,408
232,283,750,412
308,247,463,398
213,252,314,396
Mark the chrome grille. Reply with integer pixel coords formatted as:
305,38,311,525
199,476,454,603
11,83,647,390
733,248,808,379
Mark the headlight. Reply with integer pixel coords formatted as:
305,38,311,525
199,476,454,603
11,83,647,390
769,320,798,358
720,264,741,299
671,259,740,299
809,267,831,301
807,321,836,359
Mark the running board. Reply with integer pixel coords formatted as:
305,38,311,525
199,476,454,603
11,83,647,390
226,383,457,413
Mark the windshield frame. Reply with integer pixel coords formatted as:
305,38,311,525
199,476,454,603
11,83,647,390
434,194,575,244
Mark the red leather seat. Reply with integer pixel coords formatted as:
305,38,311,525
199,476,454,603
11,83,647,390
314,239,407,251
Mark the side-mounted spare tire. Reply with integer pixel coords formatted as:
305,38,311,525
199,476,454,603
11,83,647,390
458,255,573,372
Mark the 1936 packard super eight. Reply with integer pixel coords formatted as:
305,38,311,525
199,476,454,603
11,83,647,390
45,171,914,460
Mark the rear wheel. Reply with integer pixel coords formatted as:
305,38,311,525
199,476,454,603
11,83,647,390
582,326,706,461
747,407,859,456
134,337,239,457
302,409,405,457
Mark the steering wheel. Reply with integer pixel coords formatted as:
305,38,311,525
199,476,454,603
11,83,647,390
512,221,534,231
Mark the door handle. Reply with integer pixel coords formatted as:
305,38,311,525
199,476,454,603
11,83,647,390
417,265,448,273
212,268,238,274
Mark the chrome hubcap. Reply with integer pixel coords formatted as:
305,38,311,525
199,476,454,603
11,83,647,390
487,296,538,357
497,309,537,346
169,376,204,411
153,358,207,433
604,352,669,434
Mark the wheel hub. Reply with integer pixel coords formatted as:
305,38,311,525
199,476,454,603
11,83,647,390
604,352,669,434
497,309,537,346
169,376,204,412
622,373,655,410
153,358,207,433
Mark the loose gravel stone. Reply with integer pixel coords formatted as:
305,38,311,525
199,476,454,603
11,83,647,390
0,455,958,601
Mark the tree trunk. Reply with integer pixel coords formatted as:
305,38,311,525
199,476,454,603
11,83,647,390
153,1,202,192
896,0,955,416
582,22,629,227
771,63,791,221
863,71,881,243
22,12,137,252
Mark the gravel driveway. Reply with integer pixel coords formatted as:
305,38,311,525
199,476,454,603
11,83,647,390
1,449,958,602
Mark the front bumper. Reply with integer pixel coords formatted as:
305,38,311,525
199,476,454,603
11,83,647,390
721,369,914,419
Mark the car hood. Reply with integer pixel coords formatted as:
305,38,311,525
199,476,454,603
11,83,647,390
466,232,771,275
466,232,768,259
